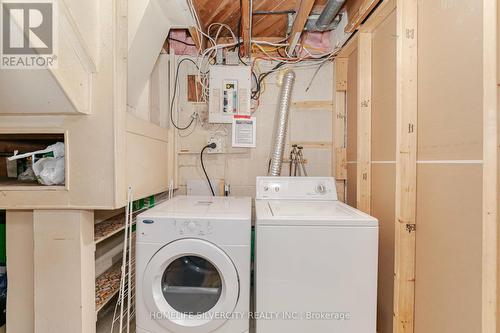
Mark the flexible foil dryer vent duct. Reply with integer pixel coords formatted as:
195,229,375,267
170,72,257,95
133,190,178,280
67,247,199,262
268,71,296,176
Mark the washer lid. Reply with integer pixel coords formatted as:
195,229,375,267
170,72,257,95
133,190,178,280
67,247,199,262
256,200,378,227
139,196,251,220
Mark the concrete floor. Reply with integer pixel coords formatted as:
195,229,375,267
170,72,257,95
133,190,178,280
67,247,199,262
97,299,136,333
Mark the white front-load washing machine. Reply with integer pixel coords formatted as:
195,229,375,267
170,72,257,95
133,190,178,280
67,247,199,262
136,196,251,333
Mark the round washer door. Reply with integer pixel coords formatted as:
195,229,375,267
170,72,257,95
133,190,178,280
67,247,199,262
142,238,239,333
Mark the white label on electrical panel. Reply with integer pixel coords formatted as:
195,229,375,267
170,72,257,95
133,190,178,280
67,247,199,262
223,80,238,114
232,116,256,148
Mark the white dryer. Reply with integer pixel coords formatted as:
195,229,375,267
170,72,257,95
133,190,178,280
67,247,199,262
255,177,378,332
136,196,251,333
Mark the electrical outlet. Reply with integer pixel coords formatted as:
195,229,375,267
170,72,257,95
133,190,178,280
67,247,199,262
207,136,224,154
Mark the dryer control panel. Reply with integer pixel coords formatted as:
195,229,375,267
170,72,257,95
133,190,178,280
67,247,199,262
256,177,338,200
175,220,213,236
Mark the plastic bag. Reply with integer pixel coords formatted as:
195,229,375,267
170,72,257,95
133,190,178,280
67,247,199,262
32,157,65,185
46,142,65,158
17,167,35,181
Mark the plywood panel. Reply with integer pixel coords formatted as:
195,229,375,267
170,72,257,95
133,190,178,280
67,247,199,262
417,0,483,160
346,49,358,162
372,12,396,162
415,164,482,333
126,132,169,200
371,10,397,333
371,164,395,333
33,210,95,333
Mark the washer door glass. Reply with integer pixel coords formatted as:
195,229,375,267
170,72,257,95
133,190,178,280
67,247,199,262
142,238,240,333
162,256,222,315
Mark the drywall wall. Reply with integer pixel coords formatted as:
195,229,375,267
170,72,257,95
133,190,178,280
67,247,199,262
371,11,396,333
346,48,358,207
174,58,334,198
415,1,484,332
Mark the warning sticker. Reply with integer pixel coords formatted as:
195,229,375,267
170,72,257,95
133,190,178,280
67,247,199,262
232,116,256,148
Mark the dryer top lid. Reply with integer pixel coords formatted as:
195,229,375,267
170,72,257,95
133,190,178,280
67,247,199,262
138,196,252,220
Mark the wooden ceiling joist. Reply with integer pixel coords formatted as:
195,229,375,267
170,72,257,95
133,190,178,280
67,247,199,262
344,0,382,33
241,0,251,56
188,27,203,50
287,0,316,54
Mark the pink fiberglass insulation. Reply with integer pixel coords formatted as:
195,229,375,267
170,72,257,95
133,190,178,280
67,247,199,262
299,31,332,57
169,30,199,56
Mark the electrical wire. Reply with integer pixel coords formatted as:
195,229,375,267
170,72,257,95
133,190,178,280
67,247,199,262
170,58,201,130
200,143,216,196
168,37,196,46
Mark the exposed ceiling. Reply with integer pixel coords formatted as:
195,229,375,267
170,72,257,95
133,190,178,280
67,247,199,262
192,0,331,39
187,0,382,56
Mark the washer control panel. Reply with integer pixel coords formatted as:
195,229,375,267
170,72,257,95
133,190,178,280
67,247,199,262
256,177,338,200
175,220,213,236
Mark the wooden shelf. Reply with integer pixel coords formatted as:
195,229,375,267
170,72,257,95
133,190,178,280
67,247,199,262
0,177,66,191
95,232,137,313
95,261,122,312
94,213,129,244
94,200,166,244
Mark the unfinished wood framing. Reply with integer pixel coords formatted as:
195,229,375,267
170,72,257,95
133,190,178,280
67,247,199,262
287,0,316,54
187,75,203,102
188,26,202,50
334,57,348,199
482,0,498,332
359,0,396,33
168,54,180,188
345,44,359,208
345,0,382,33
497,2,500,330
336,58,348,91
356,32,372,213
334,59,348,182
241,0,251,56
393,0,417,332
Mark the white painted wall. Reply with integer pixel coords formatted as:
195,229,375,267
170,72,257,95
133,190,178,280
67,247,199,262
174,60,335,198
